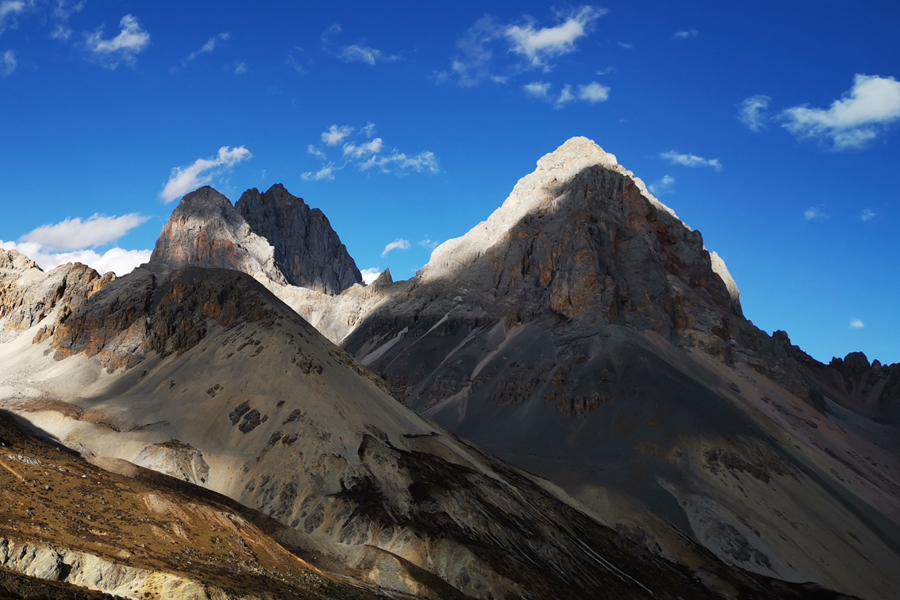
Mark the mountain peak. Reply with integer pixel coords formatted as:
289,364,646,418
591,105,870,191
236,184,361,294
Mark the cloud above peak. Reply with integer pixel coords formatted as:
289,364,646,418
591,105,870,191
440,6,606,87
505,6,606,68
781,74,900,150
160,146,252,202
305,123,439,180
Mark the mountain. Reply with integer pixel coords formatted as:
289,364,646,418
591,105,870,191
2,137,896,599
1,249,798,599
330,137,900,599
149,184,361,295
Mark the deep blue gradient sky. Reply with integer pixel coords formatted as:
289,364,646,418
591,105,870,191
1,1,898,364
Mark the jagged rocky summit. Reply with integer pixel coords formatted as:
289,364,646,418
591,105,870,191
150,183,361,295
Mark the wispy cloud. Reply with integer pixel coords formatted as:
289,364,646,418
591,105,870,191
1,240,151,277
160,146,252,202
781,74,900,150
50,0,83,41
672,29,698,39
322,125,353,146
505,6,606,68
322,24,399,66
419,237,440,250
850,318,865,329
0,0,28,37
85,14,150,69
182,32,229,66
20,214,148,251
286,47,309,74
343,138,383,158
803,206,827,221
305,123,439,180
738,94,771,132
617,42,633,49
660,150,722,171
229,60,247,74
860,208,876,222
523,80,609,108
301,163,337,181
0,49,14,76
439,7,606,87
381,238,410,257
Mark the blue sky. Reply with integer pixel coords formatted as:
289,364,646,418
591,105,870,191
1,1,898,364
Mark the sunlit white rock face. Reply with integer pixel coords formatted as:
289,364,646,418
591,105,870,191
420,136,682,283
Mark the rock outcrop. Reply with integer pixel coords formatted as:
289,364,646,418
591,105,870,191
236,184,362,294
148,186,286,285
149,184,361,297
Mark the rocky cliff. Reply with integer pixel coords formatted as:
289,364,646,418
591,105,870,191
149,184,361,297
236,184,362,294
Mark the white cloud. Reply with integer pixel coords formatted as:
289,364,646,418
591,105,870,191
307,124,439,179
860,208,875,222
231,60,247,74
0,49,14,76
673,29,698,39
738,94,771,132
649,175,675,195
850,318,864,329
381,238,410,257
440,16,499,87
419,238,440,250
781,74,900,150
85,14,150,69
50,0,83,41
322,24,398,66
555,84,575,109
1,240,151,277
360,150,439,174
441,8,605,87
160,145,252,202
505,6,606,68
803,206,827,221
578,81,609,103
661,150,722,171
0,0,27,36
617,42,633,49
343,138,383,158
322,125,353,146
360,267,382,284
523,81,551,99
21,213,148,251
524,81,609,107
183,32,229,65
301,164,337,181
